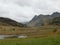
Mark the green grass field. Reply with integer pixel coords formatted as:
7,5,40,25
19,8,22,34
0,36,60,45
0,25,60,45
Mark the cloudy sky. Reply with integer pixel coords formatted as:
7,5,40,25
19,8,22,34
0,0,60,22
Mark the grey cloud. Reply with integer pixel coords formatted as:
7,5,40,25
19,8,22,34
0,0,60,22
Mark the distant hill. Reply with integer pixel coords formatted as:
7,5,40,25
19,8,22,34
0,17,25,27
27,12,60,27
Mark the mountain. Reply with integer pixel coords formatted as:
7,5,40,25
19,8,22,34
0,17,25,27
50,17,60,25
27,12,60,27
51,12,60,17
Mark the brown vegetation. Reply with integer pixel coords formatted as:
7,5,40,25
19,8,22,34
0,25,60,38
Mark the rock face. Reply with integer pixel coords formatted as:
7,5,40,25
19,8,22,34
27,12,60,27
0,17,24,27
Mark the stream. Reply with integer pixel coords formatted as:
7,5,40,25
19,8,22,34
0,35,27,39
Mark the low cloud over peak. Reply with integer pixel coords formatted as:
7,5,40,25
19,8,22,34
0,0,60,22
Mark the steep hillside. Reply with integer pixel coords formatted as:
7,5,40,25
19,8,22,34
0,17,24,27
50,17,60,25
27,12,60,27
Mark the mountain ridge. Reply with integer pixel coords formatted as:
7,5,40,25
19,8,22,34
27,12,60,27
0,17,25,27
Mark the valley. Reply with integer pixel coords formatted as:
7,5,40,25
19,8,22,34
0,12,60,45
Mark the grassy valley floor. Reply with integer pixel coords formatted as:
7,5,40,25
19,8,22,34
0,25,60,45
0,35,60,45
0,25,60,38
